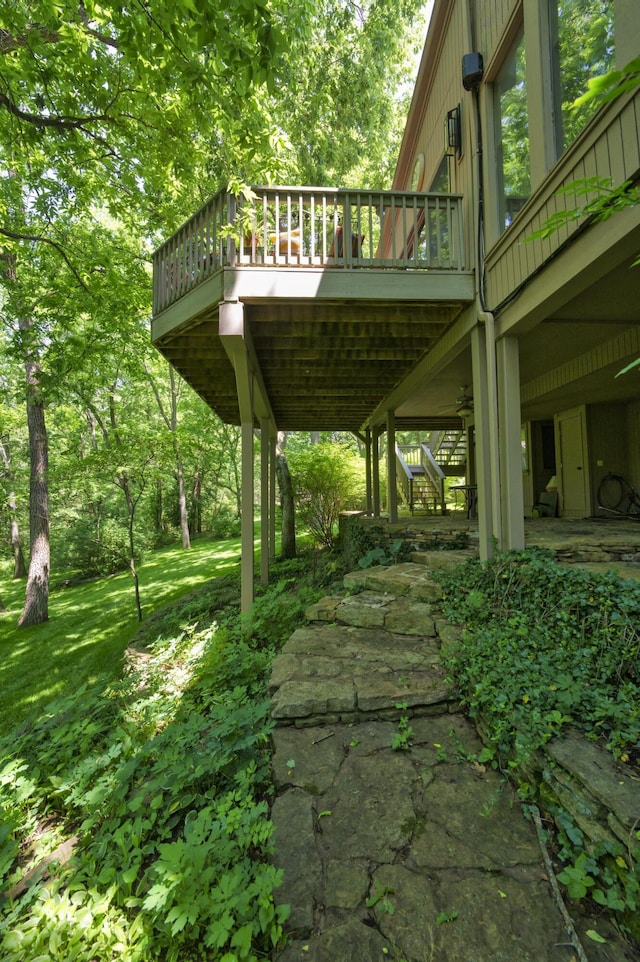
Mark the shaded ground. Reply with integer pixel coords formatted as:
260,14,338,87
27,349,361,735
269,557,639,962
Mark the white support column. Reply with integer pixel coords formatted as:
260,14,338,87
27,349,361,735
471,324,497,560
386,410,398,523
219,299,255,615
240,416,255,611
365,429,373,515
269,432,277,559
372,430,381,517
260,418,270,586
497,336,525,550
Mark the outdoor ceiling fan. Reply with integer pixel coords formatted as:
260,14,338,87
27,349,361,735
455,386,474,418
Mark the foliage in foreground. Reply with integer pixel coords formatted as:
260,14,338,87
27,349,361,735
434,548,640,929
0,560,324,962
435,548,640,765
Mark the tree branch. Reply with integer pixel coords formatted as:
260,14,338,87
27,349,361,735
0,90,115,132
0,227,88,290
0,26,59,54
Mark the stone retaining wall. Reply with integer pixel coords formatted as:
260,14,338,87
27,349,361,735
530,733,640,941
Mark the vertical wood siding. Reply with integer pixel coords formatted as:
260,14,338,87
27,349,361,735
477,0,519,58
484,89,640,310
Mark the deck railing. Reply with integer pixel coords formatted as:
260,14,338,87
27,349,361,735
153,186,465,314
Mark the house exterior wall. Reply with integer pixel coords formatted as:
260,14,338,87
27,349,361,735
628,401,640,488
484,88,640,319
393,0,640,528
588,403,629,513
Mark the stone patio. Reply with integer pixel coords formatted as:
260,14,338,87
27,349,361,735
359,514,640,578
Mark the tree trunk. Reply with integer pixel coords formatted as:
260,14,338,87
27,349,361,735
154,478,163,536
18,339,50,627
191,467,202,534
128,510,143,623
176,451,191,549
0,437,28,578
10,512,27,579
120,473,144,622
276,453,296,559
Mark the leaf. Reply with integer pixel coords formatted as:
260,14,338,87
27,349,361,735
586,930,607,944
231,922,254,956
615,356,640,377
436,909,459,924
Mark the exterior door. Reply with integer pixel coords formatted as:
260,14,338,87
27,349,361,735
555,407,590,517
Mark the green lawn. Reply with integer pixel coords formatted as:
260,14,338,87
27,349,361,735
0,534,244,735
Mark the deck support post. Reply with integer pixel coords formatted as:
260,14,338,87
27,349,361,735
372,430,381,517
497,336,525,550
220,298,279,614
471,322,499,560
386,410,398,523
365,429,373,515
260,418,270,585
269,432,277,559
240,417,255,612
219,299,255,615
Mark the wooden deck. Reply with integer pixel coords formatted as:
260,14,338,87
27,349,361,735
151,186,475,432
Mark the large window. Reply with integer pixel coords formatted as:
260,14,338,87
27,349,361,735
494,27,531,232
429,156,450,193
550,0,615,155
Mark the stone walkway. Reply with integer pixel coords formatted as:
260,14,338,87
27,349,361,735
269,556,637,962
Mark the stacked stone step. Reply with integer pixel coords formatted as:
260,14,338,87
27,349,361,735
269,562,463,728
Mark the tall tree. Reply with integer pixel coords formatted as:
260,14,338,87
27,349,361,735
144,360,191,549
17,312,49,626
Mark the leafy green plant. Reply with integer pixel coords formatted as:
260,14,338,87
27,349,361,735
287,442,365,549
0,562,321,962
436,909,459,925
391,703,413,751
434,549,640,935
358,539,404,569
436,549,640,765
366,883,396,915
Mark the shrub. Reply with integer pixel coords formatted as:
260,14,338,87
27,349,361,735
53,514,149,579
288,442,365,548
211,504,242,539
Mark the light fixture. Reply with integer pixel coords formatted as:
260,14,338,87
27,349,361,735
455,386,474,418
444,105,461,157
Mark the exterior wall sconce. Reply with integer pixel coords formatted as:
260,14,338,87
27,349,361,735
444,105,461,157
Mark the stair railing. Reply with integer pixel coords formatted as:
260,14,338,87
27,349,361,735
395,445,415,508
420,444,446,514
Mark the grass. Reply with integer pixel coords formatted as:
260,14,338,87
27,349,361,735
0,538,327,962
0,533,244,736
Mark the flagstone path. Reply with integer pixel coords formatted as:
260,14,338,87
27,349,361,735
269,556,636,962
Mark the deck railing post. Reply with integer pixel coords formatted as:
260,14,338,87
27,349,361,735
226,193,237,267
